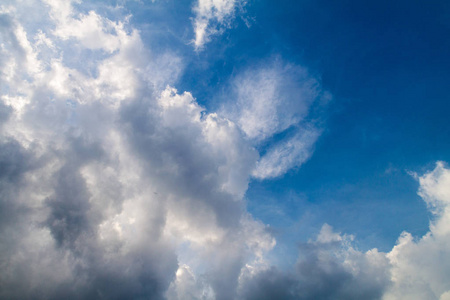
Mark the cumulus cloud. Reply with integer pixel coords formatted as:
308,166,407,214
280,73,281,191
2,1,450,300
192,0,246,50
239,162,450,300
384,162,450,300
0,1,273,299
238,224,391,300
252,127,321,179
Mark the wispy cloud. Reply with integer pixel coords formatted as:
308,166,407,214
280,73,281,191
191,0,246,50
252,127,321,179
222,58,329,179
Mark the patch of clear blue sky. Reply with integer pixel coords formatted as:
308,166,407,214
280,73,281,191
85,0,450,257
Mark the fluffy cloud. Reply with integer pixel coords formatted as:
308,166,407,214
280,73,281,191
238,224,391,300
384,162,450,300
239,162,450,300
192,0,246,50
0,1,273,299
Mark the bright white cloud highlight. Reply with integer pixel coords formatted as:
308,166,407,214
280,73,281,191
384,162,450,300
223,59,329,179
192,0,246,50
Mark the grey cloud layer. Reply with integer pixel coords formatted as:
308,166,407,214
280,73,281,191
1,1,450,300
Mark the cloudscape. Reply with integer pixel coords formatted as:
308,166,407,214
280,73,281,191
1,0,450,299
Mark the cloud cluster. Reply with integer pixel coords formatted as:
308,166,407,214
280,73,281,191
239,162,450,300
1,1,450,300
0,1,272,299
238,224,390,300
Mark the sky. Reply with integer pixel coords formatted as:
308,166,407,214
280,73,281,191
1,0,450,299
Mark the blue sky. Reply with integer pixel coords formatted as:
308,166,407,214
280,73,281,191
243,0,450,250
1,0,450,299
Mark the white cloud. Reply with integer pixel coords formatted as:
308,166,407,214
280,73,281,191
166,264,215,300
252,127,321,179
240,162,450,300
0,2,274,299
384,162,450,300
228,61,320,141
222,58,329,179
192,0,246,50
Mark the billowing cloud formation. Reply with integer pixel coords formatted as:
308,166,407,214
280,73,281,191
0,1,273,299
192,0,246,50
238,224,390,300
1,1,450,300
384,162,450,300
239,162,450,300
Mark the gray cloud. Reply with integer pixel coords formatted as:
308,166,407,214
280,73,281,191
239,225,390,300
0,102,12,127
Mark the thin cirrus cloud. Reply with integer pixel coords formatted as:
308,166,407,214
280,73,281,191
1,1,450,300
221,59,329,179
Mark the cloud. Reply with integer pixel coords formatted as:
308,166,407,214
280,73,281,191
222,58,330,179
384,162,450,300
2,1,450,300
238,224,391,300
226,61,321,141
239,162,450,300
0,1,273,299
192,0,246,50
252,127,321,179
